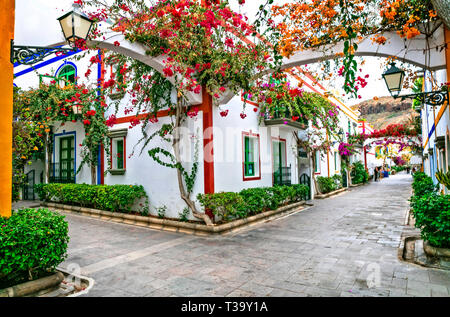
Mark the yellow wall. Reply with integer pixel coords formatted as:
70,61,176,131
0,0,15,217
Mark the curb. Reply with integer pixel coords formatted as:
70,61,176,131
315,187,348,199
41,201,309,236
0,272,64,297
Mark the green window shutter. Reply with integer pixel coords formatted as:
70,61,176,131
58,65,76,85
244,136,255,177
117,139,124,169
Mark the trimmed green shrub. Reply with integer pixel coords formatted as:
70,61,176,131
35,183,149,215
197,184,309,221
351,161,369,184
332,174,343,189
196,192,245,221
0,208,69,289
411,193,450,248
317,176,336,194
411,173,438,197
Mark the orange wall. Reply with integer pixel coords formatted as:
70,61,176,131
0,0,15,217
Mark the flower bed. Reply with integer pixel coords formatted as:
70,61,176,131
197,184,309,222
35,183,149,215
0,209,69,290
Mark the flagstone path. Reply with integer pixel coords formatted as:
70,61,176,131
58,173,450,297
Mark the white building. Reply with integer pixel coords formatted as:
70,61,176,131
16,48,372,218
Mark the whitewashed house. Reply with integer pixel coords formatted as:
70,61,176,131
16,47,374,218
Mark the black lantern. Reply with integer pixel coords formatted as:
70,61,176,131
58,3,94,45
382,62,405,97
11,3,94,66
381,63,449,107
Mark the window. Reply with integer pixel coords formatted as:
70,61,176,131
314,151,321,173
334,151,338,171
243,132,260,180
114,139,124,169
57,64,76,87
108,128,128,175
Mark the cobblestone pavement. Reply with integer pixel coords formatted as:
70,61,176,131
59,174,450,297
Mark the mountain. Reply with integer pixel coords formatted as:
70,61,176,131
351,96,418,130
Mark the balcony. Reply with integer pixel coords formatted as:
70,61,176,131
274,166,292,186
264,107,308,130
49,162,75,184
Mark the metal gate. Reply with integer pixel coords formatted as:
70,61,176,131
299,173,311,200
23,170,35,200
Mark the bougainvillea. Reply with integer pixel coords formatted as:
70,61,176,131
16,81,110,185
78,0,281,225
271,0,440,97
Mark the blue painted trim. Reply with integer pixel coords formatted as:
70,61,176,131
97,49,102,185
97,145,101,185
55,61,78,81
53,131,77,183
13,48,81,78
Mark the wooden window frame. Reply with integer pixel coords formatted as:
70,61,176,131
242,131,261,181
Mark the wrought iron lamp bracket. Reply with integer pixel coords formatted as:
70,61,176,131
395,90,449,108
10,40,77,66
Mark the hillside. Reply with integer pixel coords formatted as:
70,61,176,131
351,96,418,130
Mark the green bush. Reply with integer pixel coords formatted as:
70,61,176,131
332,174,343,189
0,208,69,289
351,161,369,184
411,193,450,248
196,192,246,221
197,184,309,221
35,183,149,215
317,176,336,194
411,173,438,197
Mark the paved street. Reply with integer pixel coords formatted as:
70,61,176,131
59,174,450,297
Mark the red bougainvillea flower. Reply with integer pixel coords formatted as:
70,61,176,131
163,67,174,77
240,113,247,119
83,119,91,125
292,116,299,121
220,110,229,117
266,97,273,104
113,41,121,46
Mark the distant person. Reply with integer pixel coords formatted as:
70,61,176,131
374,166,379,182
411,167,416,175
406,166,410,174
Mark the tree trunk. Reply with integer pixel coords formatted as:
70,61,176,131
311,151,322,195
45,134,52,184
91,162,96,185
172,96,213,226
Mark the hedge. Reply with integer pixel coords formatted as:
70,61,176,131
35,183,149,215
410,172,449,248
197,184,309,222
411,192,450,248
0,208,69,289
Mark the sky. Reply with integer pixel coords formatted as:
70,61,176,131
14,0,393,105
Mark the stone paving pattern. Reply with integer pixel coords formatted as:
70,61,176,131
57,174,450,297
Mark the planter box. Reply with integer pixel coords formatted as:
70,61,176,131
315,187,348,199
423,241,450,259
41,201,309,236
0,272,64,297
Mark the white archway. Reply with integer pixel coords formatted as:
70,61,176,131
52,22,448,106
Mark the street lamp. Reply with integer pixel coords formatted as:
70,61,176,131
58,3,94,46
382,62,449,107
11,3,94,66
